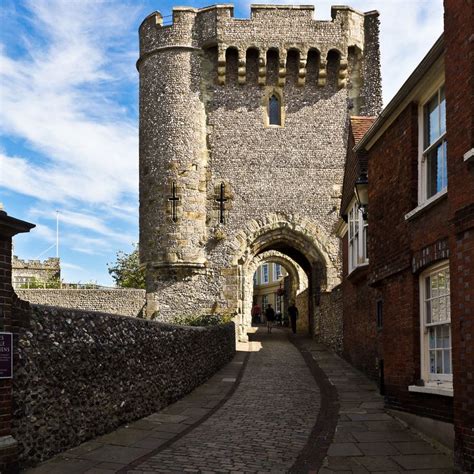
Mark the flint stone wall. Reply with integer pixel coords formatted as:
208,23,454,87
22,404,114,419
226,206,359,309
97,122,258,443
13,304,235,467
315,285,343,353
16,288,146,317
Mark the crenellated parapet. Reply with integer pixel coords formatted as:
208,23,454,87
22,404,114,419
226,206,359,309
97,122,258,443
138,4,378,97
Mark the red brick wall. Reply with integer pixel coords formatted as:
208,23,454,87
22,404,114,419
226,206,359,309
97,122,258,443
342,265,380,381
444,0,474,470
368,105,418,285
0,237,18,472
367,103,454,423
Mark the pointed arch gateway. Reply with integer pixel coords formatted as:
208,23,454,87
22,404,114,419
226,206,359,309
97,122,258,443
231,214,340,341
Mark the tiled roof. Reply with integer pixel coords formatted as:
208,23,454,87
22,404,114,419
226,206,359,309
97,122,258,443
350,116,377,144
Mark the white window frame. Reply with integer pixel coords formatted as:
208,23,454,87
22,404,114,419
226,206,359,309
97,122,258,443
348,199,368,273
261,263,269,284
418,79,447,205
261,294,268,310
275,292,281,312
419,261,452,386
274,263,282,281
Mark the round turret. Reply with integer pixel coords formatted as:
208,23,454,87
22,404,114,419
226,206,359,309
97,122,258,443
138,8,208,275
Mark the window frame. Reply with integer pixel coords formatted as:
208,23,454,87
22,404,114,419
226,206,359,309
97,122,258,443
419,260,452,385
418,79,447,204
348,199,368,273
274,263,282,281
263,88,284,128
261,263,269,284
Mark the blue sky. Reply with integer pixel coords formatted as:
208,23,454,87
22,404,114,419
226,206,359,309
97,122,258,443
0,0,443,285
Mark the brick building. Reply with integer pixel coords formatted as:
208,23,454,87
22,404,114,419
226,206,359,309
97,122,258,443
0,209,34,472
340,0,473,470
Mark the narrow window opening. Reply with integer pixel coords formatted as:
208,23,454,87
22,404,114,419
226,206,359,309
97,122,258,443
376,300,383,329
269,94,281,126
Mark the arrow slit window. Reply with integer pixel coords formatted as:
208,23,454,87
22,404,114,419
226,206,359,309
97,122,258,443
269,94,281,126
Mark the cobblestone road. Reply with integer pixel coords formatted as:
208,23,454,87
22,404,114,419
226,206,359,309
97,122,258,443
135,329,320,473
28,327,453,473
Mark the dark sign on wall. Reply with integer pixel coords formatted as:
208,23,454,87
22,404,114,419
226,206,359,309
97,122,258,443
0,333,13,379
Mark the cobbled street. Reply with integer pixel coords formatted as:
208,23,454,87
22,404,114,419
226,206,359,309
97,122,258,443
28,328,453,473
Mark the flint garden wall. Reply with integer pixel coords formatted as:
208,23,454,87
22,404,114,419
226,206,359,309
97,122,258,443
13,303,235,467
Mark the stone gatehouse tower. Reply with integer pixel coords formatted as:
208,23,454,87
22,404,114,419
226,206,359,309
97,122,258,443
138,4,381,339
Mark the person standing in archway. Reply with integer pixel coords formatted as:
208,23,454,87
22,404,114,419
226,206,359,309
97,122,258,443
288,302,299,334
251,303,261,325
265,303,275,333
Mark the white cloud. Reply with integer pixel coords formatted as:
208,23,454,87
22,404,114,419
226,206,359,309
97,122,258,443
30,223,56,243
61,261,84,271
0,0,140,207
30,208,110,236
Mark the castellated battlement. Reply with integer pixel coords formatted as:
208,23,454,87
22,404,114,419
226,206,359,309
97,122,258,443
12,256,60,270
138,4,379,92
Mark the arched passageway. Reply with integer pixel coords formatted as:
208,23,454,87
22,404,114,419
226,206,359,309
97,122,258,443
231,214,339,341
246,251,309,331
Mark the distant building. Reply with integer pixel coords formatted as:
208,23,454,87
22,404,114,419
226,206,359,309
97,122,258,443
12,256,60,289
253,263,287,319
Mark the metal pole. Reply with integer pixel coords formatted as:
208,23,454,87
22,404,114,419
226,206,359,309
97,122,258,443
56,210,59,258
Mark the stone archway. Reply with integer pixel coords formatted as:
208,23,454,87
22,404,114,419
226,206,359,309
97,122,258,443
243,250,308,328
229,213,340,340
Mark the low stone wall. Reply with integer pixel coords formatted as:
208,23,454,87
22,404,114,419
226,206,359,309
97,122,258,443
16,288,146,317
13,304,235,467
315,286,343,353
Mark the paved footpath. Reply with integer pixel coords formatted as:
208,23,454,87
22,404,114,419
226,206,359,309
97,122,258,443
27,328,453,473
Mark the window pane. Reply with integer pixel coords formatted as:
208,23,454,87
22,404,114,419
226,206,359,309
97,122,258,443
269,95,281,125
443,349,451,374
438,271,446,295
430,350,436,373
435,348,442,373
429,328,435,348
431,274,439,298
440,86,446,136
353,235,359,266
363,224,368,260
426,143,447,198
442,325,450,347
425,93,440,148
432,298,439,323
426,300,432,324
437,141,447,192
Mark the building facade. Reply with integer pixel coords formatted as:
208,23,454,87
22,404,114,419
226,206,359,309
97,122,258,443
138,4,382,339
340,0,473,469
253,262,287,318
12,256,60,289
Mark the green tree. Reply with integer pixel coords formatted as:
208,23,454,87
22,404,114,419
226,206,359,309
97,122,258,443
20,276,62,289
107,244,145,289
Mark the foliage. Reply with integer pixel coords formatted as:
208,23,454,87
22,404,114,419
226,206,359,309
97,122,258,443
107,244,145,289
19,277,61,289
173,313,233,327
